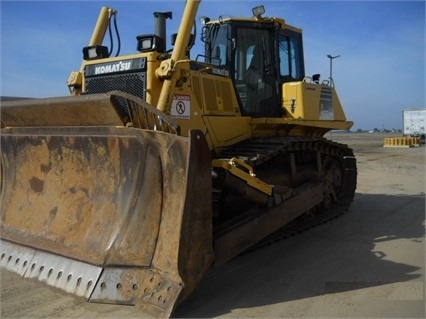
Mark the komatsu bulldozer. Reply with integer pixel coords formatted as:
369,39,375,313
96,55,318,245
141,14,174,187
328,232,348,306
0,1,357,317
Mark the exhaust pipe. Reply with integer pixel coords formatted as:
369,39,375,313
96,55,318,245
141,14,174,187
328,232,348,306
153,11,172,52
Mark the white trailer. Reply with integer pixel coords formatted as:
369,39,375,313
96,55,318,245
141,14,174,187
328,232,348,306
403,108,426,137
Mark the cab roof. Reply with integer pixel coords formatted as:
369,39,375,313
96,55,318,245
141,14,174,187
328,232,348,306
206,15,302,34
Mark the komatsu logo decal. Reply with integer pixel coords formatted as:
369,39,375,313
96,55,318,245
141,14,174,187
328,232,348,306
85,57,146,77
95,61,131,74
211,67,230,77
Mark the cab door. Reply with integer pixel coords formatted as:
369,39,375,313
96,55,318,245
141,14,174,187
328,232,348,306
233,26,281,117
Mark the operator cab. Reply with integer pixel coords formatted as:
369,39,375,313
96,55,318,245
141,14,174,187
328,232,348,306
201,6,305,117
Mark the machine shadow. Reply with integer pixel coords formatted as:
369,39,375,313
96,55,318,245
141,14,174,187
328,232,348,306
174,192,425,318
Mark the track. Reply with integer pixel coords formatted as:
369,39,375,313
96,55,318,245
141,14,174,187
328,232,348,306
215,136,358,253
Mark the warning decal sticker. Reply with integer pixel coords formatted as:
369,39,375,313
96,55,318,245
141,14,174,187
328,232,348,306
171,94,191,119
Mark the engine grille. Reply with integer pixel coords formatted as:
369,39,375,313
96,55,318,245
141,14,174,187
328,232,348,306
85,72,146,116
85,72,146,99
83,57,147,116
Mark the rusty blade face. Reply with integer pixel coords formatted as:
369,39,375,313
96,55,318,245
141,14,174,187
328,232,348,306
1,126,171,266
0,125,213,317
0,91,214,317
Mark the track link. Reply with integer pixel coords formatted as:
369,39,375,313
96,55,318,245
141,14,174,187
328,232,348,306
250,147,356,251
216,136,357,252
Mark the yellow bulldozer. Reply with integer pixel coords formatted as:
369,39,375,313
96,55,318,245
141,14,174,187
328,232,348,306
0,1,357,317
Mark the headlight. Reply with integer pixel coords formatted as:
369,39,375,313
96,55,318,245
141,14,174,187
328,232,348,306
82,45,109,60
136,35,165,53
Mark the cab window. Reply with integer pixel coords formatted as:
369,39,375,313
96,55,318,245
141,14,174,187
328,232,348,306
279,33,304,81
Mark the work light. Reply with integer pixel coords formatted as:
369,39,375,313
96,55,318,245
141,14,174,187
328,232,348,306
82,45,109,60
136,35,165,53
252,5,265,17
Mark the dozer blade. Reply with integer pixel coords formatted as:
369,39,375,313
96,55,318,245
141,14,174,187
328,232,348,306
0,93,213,318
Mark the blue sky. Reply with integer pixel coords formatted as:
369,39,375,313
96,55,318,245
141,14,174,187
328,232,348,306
1,0,425,131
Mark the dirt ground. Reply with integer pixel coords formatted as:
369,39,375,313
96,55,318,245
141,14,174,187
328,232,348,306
1,132,425,318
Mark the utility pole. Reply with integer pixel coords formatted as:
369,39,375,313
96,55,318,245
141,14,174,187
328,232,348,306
327,54,340,87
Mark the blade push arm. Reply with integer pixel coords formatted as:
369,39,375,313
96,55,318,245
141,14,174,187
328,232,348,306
156,0,201,114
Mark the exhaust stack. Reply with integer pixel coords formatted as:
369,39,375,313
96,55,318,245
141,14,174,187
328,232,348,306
154,11,172,52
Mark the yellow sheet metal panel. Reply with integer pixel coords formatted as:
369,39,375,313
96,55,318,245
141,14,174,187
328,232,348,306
282,81,348,123
205,116,251,148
